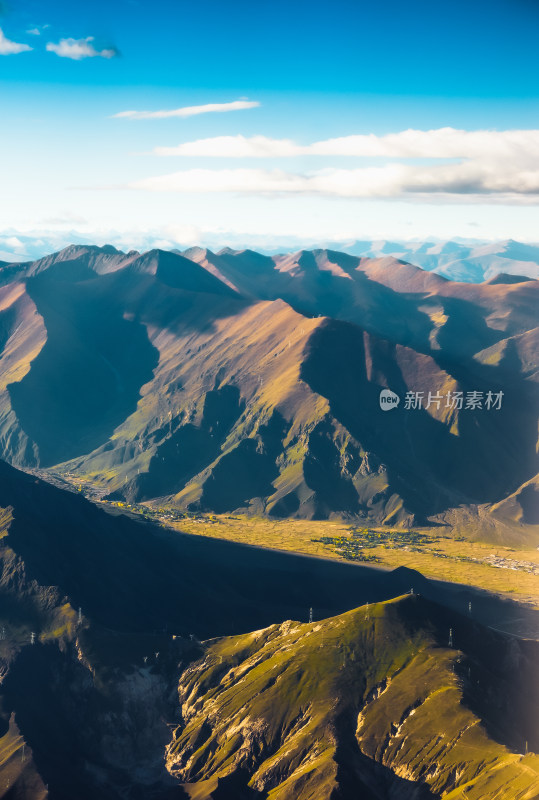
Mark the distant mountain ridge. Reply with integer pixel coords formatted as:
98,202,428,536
0,243,537,525
2,236,539,283
332,237,539,282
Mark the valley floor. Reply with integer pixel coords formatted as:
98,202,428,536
24,467,539,627
173,517,539,607
107,499,539,616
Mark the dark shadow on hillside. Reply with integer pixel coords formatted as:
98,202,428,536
2,644,189,800
208,769,268,798
199,411,287,513
124,273,250,338
0,305,17,357
432,295,502,359
278,261,437,354
154,250,238,297
389,595,539,755
133,385,245,501
300,318,538,514
333,716,439,799
8,273,160,466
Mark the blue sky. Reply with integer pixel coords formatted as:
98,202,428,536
1,0,539,257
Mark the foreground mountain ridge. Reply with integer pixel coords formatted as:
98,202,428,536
169,594,539,799
0,459,538,799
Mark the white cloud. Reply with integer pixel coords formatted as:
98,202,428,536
136,128,539,203
155,135,298,157
27,24,50,35
309,128,539,160
46,36,119,60
152,128,539,161
0,28,32,54
112,99,260,121
128,161,539,202
3,236,25,250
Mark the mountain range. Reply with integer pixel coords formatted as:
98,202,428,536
0,243,537,527
331,238,539,283
2,236,539,283
0,240,537,798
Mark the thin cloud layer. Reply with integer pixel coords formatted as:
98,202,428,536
46,36,119,60
112,99,260,120
129,160,539,202
0,27,31,54
27,24,50,36
155,135,298,157
153,128,539,160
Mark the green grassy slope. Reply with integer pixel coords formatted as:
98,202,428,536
168,595,539,800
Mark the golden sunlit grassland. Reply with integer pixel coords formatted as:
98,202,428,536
51,470,539,609
167,514,539,607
